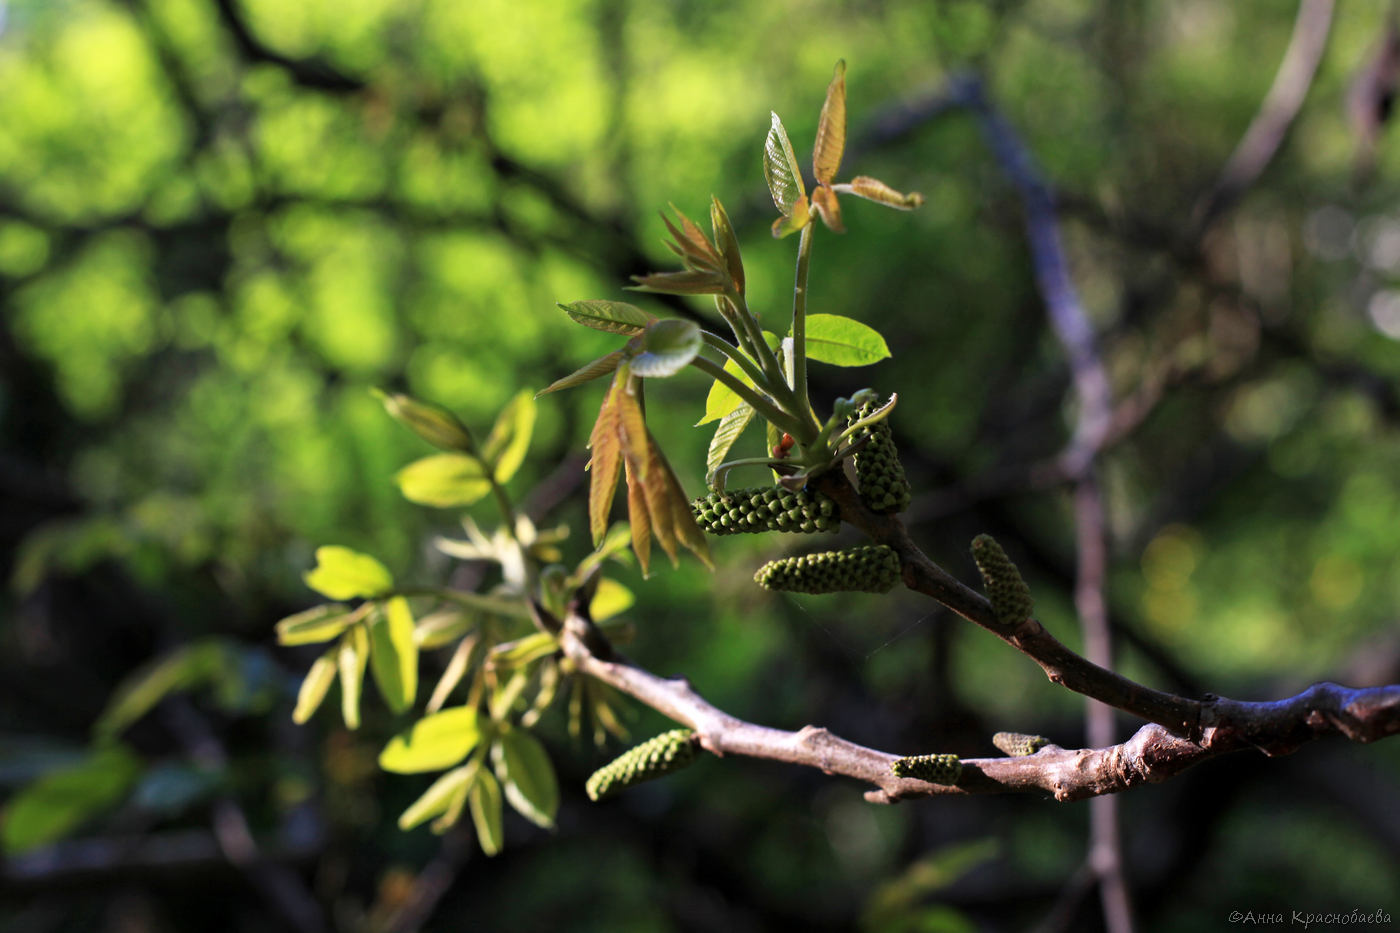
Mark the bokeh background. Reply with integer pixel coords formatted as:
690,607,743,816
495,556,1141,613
3,0,1399,930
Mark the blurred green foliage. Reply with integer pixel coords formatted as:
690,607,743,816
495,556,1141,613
3,0,1400,931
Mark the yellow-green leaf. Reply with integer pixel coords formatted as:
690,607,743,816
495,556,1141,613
483,390,535,484
293,649,338,724
468,768,504,856
492,731,559,829
489,631,558,669
426,635,478,714
368,597,418,714
811,184,844,233
706,401,755,477
764,111,805,216
276,604,353,646
624,458,652,577
589,578,634,621
338,627,369,730
559,300,654,335
696,356,750,426
801,314,891,367
378,706,481,773
304,546,394,600
1,745,141,855
813,60,847,185
373,390,475,452
395,453,492,508
537,350,624,398
771,195,812,238
398,761,480,831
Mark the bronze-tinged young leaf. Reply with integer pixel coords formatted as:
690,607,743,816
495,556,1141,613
537,350,624,397
492,731,559,829
764,112,805,216
665,457,713,570
842,176,925,210
771,195,811,239
639,437,680,565
709,196,744,294
559,300,655,336
398,761,479,831
628,269,726,296
811,185,844,233
613,377,649,481
813,60,847,185
367,597,418,714
587,378,624,545
624,458,653,577
662,207,724,272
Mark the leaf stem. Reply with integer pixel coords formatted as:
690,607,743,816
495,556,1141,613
790,223,818,430
688,355,809,440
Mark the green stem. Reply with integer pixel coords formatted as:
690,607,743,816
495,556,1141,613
689,355,809,440
727,290,788,389
790,223,818,430
700,331,770,396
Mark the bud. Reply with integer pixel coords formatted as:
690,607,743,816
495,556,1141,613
586,729,698,801
754,545,900,594
991,732,1050,757
891,753,962,784
970,534,1034,626
374,389,476,452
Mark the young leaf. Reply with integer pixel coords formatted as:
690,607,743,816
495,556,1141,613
628,269,726,295
489,631,558,669
276,604,353,646
589,578,634,621
431,778,470,834
631,319,703,378
771,195,811,239
373,390,475,452
696,355,751,426
537,350,624,398
468,768,504,856
841,175,925,210
811,184,844,233
338,627,369,730
1,745,141,855
764,111,805,216
707,402,755,477
293,649,339,724
483,390,535,484
426,635,478,714
304,546,394,600
709,196,745,294
395,453,493,508
587,377,624,545
801,314,891,367
414,607,475,649
624,458,652,577
398,761,480,831
378,706,482,773
559,300,654,335
368,597,418,714
813,60,847,185
639,440,680,565
492,731,559,829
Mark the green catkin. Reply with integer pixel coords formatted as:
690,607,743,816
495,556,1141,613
585,729,698,801
848,402,911,514
692,486,838,535
970,534,1034,626
891,753,962,785
754,545,901,595
992,732,1050,757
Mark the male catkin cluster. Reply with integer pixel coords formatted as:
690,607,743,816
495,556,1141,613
754,545,901,594
891,753,962,785
585,729,698,801
970,534,1034,626
692,486,838,535
848,402,911,514
992,732,1050,757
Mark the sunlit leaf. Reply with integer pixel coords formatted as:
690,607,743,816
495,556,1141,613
489,631,558,668
492,731,559,829
811,184,844,233
709,196,744,294
801,314,891,367
707,401,755,477
372,389,475,452
368,597,418,714
842,176,925,210
639,439,679,565
631,319,703,378
378,706,481,773
624,458,652,577
1,745,141,854
813,60,847,185
559,300,654,335
338,627,369,730
426,635,477,713
414,607,475,649
431,778,470,835
276,604,353,646
589,577,634,621
395,453,492,508
661,206,723,272
537,350,624,397
304,546,394,600
771,195,812,238
468,768,504,856
627,269,726,295
587,376,624,545
696,355,750,426
398,761,480,831
293,649,338,724
482,390,535,484
764,111,805,216
613,376,649,480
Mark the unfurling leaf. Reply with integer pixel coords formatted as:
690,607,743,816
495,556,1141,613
559,300,655,335
841,176,925,210
811,184,844,233
468,768,504,856
709,196,745,294
813,60,847,185
628,269,726,296
373,390,475,452
482,390,535,484
492,730,559,829
771,195,811,238
293,649,338,724
661,206,724,272
630,319,703,378
276,604,353,646
587,377,624,546
304,546,394,600
378,706,481,773
398,761,479,831
707,401,755,476
537,350,624,397
368,597,418,714
764,112,806,216
338,626,369,730
395,453,492,508
802,314,891,367
624,458,652,577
